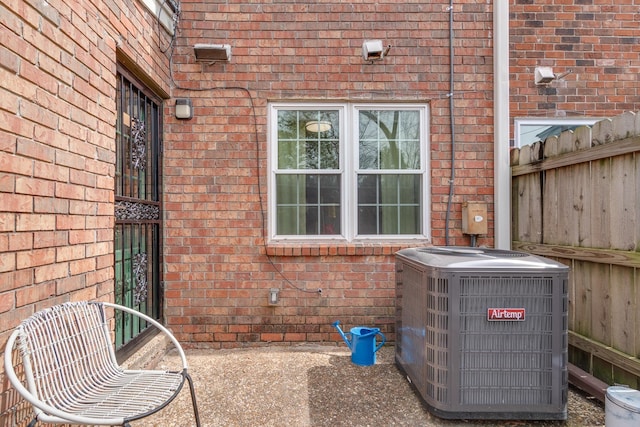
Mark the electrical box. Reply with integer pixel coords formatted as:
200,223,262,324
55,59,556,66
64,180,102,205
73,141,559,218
462,202,487,235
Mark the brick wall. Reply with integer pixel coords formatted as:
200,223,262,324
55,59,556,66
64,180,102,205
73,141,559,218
0,0,172,424
164,1,495,347
510,0,640,122
5,0,638,421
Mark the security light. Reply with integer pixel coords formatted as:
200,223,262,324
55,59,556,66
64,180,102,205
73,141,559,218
194,44,232,62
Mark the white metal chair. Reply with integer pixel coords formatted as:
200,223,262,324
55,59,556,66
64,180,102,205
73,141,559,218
4,301,201,427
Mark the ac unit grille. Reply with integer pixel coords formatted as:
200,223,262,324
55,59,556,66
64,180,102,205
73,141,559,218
458,275,557,405
424,274,449,404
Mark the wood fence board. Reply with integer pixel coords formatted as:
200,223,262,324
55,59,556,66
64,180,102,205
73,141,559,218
558,129,576,155
515,174,542,242
512,137,640,176
574,163,590,247
589,263,611,344
556,165,575,245
511,178,519,239
573,125,592,151
636,267,640,358
511,242,640,269
515,176,529,241
575,163,592,247
637,153,640,252
610,154,636,250
612,111,639,141
543,135,558,158
610,265,636,356
543,169,559,244
572,260,592,337
592,118,614,146
567,260,576,331
529,172,542,243
590,158,611,248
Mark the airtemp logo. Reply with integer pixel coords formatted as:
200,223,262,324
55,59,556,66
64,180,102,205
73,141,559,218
487,308,526,321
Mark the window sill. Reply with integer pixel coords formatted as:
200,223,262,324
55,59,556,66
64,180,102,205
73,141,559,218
265,240,432,257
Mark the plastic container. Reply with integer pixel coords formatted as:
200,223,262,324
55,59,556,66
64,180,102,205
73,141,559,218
605,386,640,427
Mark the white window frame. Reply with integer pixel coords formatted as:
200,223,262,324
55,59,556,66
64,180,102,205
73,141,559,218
268,102,430,242
139,0,178,35
514,117,601,148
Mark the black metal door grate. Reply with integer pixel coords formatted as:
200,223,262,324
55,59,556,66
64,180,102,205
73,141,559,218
114,69,162,349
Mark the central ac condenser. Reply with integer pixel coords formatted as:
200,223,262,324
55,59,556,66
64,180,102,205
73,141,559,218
395,246,569,420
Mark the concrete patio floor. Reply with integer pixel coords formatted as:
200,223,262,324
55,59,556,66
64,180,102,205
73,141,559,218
141,345,605,427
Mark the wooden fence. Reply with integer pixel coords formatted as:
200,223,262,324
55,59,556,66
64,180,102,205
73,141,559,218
511,111,640,390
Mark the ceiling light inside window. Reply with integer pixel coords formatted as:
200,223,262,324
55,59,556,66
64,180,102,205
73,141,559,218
305,121,332,133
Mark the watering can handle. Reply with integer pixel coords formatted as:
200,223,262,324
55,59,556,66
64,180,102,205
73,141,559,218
374,331,386,353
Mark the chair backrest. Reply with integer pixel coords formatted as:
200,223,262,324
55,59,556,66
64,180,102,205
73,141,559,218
16,302,120,409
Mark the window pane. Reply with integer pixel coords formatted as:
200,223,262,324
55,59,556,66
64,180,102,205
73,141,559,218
357,174,421,235
277,109,339,170
359,110,421,170
278,140,298,169
357,206,378,234
398,174,421,204
275,173,341,235
399,205,421,234
277,206,302,235
276,174,302,205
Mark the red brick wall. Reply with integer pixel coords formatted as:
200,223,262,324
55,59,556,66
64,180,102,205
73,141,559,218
164,1,495,347
510,0,640,126
0,0,172,423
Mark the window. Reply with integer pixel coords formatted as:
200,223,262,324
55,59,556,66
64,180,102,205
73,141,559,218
269,103,430,241
514,118,601,148
139,0,178,35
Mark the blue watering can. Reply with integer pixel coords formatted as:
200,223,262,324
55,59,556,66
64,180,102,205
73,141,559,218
332,320,386,366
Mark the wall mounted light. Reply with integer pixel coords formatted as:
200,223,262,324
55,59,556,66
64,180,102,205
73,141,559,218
534,67,573,86
268,288,280,305
362,40,391,61
534,66,555,85
175,98,193,120
194,43,232,62
305,120,332,133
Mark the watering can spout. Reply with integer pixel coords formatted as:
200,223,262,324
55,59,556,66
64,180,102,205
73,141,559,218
332,320,352,350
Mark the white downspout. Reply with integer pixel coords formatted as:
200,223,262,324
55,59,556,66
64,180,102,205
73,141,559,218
493,1,510,249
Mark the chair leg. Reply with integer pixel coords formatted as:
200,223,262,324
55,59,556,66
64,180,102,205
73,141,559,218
27,418,37,427
185,372,201,427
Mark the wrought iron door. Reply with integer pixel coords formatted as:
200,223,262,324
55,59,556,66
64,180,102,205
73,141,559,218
114,70,163,349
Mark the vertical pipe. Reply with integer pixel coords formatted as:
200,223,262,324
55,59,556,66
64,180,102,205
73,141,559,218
445,0,455,246
493,1,511,249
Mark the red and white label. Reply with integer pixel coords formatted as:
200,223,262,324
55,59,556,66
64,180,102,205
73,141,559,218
487,308,526,321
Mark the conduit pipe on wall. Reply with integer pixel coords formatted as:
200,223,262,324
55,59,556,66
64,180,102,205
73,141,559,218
444,0,455,246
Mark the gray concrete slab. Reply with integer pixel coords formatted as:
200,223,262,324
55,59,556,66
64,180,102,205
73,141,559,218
141,345,605,427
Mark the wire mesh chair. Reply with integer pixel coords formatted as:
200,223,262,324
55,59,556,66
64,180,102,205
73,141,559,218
4,301,201,427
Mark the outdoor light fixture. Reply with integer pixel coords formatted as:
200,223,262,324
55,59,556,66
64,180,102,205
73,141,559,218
534,67,572,86
534,66,555,85
175,98,193,120
305,120,332,133
268,288,280,305
362,40,390,61
194,43,232,62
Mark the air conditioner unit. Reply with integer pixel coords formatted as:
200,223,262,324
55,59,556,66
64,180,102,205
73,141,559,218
395,246,569,420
